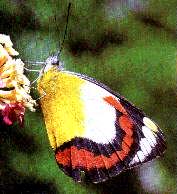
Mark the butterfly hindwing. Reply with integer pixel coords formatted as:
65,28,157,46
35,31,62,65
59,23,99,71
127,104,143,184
38,69,166,183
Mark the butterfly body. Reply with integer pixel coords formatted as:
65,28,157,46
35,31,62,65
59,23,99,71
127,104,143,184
37,56,166,183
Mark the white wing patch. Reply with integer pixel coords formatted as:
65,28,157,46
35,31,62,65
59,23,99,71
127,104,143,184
81,81,117,144
129,117,158,166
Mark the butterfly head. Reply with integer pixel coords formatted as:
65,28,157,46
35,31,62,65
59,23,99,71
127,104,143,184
43,53,64,73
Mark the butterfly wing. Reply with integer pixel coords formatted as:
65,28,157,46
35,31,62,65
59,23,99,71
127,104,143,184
38,69,166,183
73,71,166,168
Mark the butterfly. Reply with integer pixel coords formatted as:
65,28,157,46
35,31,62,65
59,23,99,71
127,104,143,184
37,54,166,183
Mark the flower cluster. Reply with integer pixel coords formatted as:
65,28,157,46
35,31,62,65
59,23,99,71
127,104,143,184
0,34,36,126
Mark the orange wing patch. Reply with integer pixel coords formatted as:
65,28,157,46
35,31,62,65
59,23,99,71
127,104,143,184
104,96,134,149
103,96,127,114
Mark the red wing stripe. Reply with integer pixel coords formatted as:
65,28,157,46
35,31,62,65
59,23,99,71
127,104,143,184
56,139,132,170
104,96,134,152
57,148,71,166
103,96,127,114
56,146,119,169
119,115,133,136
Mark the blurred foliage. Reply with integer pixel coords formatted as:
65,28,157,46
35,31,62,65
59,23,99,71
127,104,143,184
0,0,176,194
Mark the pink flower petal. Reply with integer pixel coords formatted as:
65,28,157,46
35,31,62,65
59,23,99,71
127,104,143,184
1,103,25,127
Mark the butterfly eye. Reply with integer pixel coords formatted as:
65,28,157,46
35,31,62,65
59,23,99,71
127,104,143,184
51,55,60,65
45,55,59,66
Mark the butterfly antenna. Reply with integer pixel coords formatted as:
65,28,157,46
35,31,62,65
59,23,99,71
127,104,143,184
58,2,71,56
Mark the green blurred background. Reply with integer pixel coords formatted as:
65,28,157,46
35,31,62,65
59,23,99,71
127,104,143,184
0,0,176,193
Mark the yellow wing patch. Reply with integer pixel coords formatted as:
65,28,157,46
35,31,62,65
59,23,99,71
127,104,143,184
143,117,158,132
38,69,85,149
